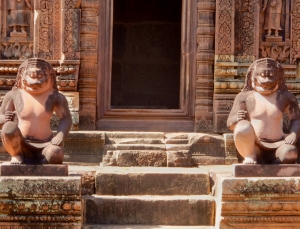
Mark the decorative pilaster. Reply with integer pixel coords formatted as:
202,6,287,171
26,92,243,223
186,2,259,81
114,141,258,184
78,0,99,129
195,0,216,133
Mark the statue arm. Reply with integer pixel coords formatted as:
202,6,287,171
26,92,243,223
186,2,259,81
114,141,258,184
0,92,15,127
284,93,300,144
261,0,268,13
25,0,33,10
52,94,72,145
227,93,247,130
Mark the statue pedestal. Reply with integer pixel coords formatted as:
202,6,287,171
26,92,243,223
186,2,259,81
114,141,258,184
233,164,300,177
0,162,68,176
0,163,81,228
9,32,28,42
265,35,283,42
216,173,300,228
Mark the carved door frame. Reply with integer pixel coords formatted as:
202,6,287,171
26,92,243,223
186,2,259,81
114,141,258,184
96,0,197,131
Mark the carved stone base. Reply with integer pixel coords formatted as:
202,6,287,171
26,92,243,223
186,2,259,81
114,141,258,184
265,36,283,42
0,223,81,229
103,132,226,167
9,32,28,41
233,164,300,177
0,163,68,176
216,174,300,228
0,176,81,227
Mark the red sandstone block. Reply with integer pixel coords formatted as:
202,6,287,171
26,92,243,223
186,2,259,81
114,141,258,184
0,162,68,176
233,164,300,177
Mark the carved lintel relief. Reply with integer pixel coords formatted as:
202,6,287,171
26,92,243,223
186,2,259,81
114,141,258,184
0,0,34,60
195,0,216,133
259,0,292,63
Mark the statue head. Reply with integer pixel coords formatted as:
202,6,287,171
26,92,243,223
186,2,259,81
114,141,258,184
243,58,287,94
14,58,58,94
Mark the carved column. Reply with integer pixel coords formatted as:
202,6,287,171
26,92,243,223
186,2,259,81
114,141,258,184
195,0,216,133
291,0,300,64
78,0,99,130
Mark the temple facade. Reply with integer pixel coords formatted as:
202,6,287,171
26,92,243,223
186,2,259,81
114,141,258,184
0,0,299,165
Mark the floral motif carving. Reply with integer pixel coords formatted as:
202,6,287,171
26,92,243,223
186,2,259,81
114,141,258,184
217,7,232,62
63,9,79,60
38,0,54,59
196,117,213,131
234,0,255,63
53,0,61,60
291,0,300,63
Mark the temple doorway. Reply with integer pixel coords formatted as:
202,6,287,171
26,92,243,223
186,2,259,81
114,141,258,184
111,0,182,109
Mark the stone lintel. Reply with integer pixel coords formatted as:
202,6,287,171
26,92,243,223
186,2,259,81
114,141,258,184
0,163,68,176
233,164,300,177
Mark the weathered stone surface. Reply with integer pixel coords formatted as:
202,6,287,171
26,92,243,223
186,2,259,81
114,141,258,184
224,156,238,165
165,144,190,151
106,144,165,151
103,132,226,167
165,133,189,140
64,131,105,164
115,151,167,167
0,177,81,199
95,167,210,195
167,151,197,167
83,225,215,229
0,223,81,228
223,133,238,164
0,176,82,226
194,156,225,165
165,139,189,144
234,164,300,177
189,134,225,157
83,195,215,225
0,163,68,176
0,199,81,215
81,0,100,8
215,174,300,228
70,168,97,195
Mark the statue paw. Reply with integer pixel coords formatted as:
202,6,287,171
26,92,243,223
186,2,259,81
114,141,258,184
243,157,257,164
10,156,24,164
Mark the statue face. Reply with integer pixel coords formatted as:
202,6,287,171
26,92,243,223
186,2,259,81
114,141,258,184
22,66,53,94
251,66,279,95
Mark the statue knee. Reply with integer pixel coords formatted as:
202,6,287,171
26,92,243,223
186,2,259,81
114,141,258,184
43,145,64,164
234,120,254,139
1,121,19,137
278,145,298,164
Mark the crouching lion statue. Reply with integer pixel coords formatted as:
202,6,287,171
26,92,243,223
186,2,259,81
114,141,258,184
227,58,300,164
0,58,72,164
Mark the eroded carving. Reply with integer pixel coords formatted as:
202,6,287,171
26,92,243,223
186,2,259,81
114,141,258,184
261,0,283,38
8,0,33,36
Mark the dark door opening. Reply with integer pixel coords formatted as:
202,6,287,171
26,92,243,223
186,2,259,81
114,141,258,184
111,0,182,109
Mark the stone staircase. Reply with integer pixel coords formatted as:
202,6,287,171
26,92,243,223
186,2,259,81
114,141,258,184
82,167,216,228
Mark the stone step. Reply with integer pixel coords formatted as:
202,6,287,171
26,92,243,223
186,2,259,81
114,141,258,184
83,225,215,229
83,195,215,226
95,167,210,195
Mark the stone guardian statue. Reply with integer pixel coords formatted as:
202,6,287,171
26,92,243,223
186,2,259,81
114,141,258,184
227,58,300,164
0,58,72,164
